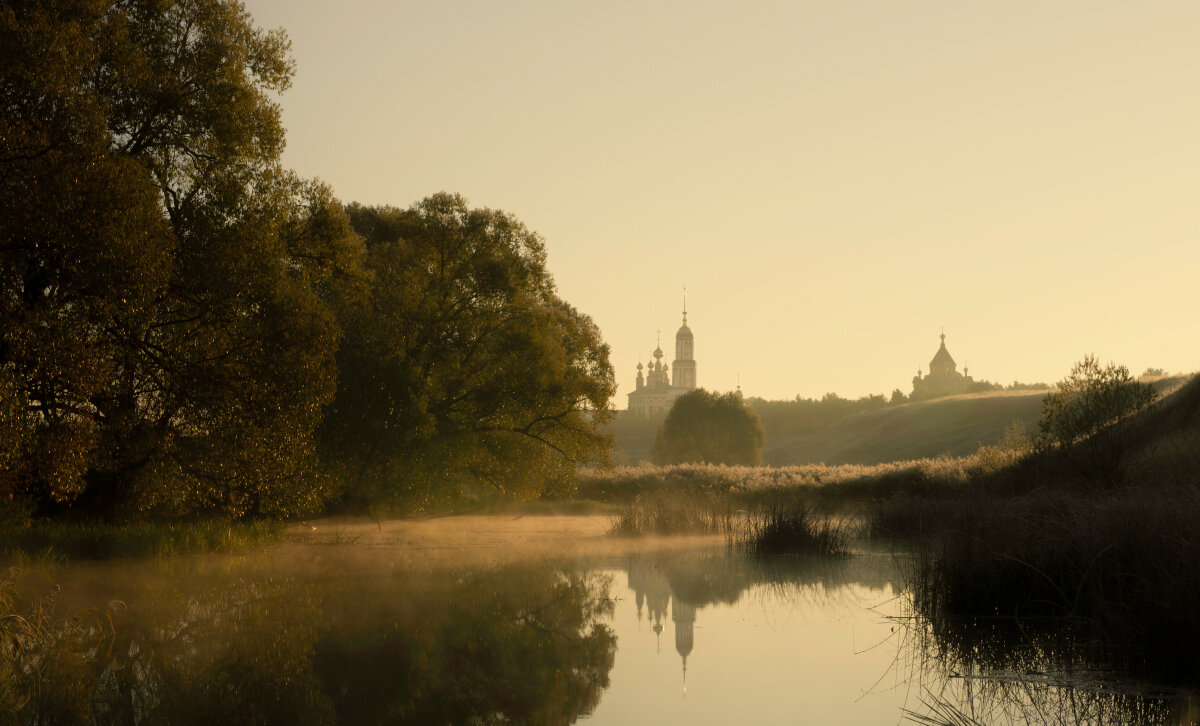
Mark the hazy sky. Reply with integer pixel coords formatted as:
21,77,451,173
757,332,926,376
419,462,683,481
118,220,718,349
244,0,1199,401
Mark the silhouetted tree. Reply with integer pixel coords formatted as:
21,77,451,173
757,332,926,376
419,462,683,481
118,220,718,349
1,0,365,517
321,197,615,509
653,389,765,466
1040,355,1158,482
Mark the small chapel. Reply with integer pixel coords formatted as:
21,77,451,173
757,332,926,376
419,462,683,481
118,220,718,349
627,303,697,418
910,332,975,400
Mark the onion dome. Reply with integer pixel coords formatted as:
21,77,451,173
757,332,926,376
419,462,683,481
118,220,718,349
929,333,957,375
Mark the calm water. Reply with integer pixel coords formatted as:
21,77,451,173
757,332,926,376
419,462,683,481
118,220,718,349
4,516,1197,725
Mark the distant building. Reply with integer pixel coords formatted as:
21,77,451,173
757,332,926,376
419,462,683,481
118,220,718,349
911,332,975,400
627,302,698,417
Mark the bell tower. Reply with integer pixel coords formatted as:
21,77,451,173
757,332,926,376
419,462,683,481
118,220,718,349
671,289,696,390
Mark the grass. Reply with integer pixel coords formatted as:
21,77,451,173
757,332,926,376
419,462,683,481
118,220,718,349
579,457,975,505
0,518,283,560
902,486,1200,680
608,491,734,536
609,489,856,556
728,500,855,556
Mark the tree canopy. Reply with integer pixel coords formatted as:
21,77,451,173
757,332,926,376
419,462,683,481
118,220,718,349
653,390,765,466
1,0,365,517
320,196,615,509
2,1,615,519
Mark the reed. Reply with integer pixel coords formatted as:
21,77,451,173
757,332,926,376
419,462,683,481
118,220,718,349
729,500,855,556
904,486,1200,681
607,491,734,536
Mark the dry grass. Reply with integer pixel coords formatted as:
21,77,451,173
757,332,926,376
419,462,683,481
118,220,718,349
578,458,977,504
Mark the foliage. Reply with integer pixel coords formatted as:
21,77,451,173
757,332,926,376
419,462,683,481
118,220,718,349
1,0,366,518
1040,355,1158,481
320,196,615,510
652,389,765,466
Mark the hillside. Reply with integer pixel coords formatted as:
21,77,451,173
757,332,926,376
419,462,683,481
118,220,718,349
763,391,1046,465
609,375,1192,467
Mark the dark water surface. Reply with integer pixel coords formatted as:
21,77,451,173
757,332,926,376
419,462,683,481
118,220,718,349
5,516,1198,725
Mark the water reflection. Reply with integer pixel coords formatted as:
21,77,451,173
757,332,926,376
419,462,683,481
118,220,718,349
898,587,1200,726
3,562,615,725
5,531,1200,725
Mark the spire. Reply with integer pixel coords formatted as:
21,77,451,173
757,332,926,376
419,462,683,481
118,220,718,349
682,284,687,325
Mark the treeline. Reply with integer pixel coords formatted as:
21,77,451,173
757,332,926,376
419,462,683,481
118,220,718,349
747,380,1050,436
0,1,613,520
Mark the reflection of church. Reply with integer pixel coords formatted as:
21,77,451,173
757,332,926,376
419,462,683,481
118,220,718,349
626,561,696,695
626,302,698,418
911,332,975,400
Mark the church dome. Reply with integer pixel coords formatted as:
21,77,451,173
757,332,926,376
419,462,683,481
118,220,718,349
653,345,664,359
676,322,693,340
929,333,956,374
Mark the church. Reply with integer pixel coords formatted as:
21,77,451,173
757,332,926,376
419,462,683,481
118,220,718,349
626,304,697,417
910,332,975,400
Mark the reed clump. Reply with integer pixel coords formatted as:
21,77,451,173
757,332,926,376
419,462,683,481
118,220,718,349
729,501,855,556
608,491,734,536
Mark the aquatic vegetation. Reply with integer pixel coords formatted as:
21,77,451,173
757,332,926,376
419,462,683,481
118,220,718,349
904,487,1200,682
607,491,734,536
729,501,856,557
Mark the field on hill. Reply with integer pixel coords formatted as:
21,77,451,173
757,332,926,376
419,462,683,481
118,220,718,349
763,390,1046,465
610,375,1191,466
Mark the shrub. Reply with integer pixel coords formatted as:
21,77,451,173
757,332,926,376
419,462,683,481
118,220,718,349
1040,355,1158,482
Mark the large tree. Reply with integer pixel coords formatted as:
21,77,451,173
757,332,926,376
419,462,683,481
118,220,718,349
321,196,615,509
653,390,765,466
0,0,365,517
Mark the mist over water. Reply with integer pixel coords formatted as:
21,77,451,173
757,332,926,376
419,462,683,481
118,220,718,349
3,516,1195,725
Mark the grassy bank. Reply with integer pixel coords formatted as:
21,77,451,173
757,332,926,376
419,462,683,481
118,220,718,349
0,518,283,561
578,457,977,505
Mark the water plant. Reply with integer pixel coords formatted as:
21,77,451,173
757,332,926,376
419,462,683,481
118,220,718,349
729,500,855,556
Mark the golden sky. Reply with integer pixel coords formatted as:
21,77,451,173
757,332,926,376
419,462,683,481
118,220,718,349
245,0,1200,401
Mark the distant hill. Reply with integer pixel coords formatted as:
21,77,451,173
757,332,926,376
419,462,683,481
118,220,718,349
763,391,1046,465
609,375,1193,467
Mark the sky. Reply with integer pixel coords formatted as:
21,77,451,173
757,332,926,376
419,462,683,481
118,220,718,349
243,0,1199,402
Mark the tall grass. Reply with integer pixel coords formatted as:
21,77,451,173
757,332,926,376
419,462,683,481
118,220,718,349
608,491,734,536
728,500,855,556
904,487,1200,681
579,458,976,505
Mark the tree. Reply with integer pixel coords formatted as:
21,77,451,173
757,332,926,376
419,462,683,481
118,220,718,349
1,0,365,517
320,196,615,509
1040,355,1158,482
652,389,765,466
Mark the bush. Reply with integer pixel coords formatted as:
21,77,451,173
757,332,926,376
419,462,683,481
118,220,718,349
1040,356,1158,482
